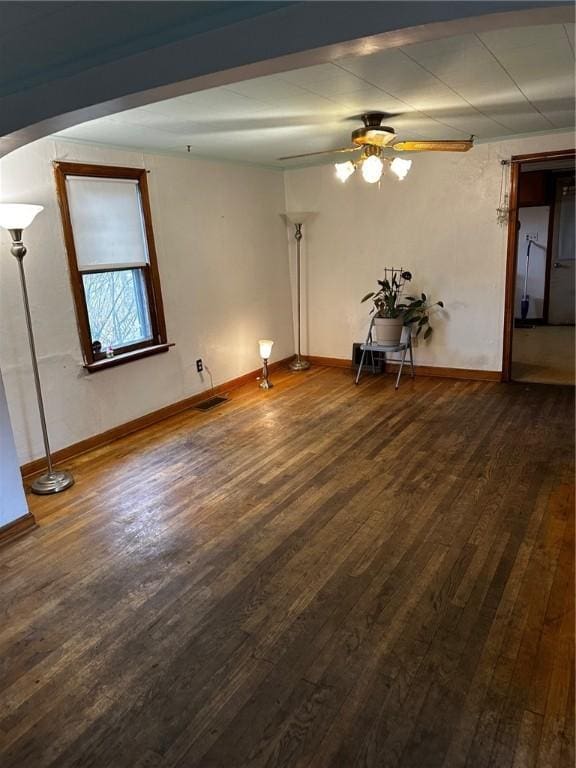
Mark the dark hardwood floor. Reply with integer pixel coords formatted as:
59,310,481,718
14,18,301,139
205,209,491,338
0,367,574,768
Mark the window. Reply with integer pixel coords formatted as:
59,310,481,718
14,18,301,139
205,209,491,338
54,163,168,371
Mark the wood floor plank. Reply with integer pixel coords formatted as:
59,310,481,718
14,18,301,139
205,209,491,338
0,369,573,768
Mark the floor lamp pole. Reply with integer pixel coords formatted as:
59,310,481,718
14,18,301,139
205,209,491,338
289,222,310,371
10,233,74,495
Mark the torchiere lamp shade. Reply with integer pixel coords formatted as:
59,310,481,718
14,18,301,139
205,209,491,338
281,212,316,226
0,204,44,231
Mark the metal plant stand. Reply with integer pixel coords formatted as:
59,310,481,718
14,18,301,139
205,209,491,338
355,317,415,389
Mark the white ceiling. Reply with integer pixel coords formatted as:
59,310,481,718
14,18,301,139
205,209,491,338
56,23,575,167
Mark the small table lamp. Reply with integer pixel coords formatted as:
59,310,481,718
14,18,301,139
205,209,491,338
0,203,74,494
258,339,274,389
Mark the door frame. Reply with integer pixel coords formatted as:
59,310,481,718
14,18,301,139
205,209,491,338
542,187,557,326
501,148,576,382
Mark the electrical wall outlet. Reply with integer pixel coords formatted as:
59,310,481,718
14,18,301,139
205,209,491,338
196,359,203,373
525,232,538,242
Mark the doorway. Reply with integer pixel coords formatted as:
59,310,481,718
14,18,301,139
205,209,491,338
503,150,575,385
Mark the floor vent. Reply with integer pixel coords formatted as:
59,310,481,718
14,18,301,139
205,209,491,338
193,395,229,412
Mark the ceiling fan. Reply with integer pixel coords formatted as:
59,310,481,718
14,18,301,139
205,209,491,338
278,112,474,184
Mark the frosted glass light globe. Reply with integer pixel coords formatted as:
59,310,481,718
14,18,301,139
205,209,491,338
0,204,44,231
361,155,384,184
258,339,274,359
334,161,355,183
390,157,412,181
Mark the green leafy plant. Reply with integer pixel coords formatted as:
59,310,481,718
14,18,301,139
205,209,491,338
401,292,444,339
361,269,412,319
361,268,444,339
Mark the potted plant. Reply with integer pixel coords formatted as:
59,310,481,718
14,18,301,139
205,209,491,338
361,269,444,345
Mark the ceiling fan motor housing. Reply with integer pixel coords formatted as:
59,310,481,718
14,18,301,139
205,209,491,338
352,113,396,147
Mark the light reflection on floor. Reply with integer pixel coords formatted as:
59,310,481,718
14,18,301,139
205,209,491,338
512,325,575,385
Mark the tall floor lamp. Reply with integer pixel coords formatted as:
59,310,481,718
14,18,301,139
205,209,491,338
282,212,316,371
0,204,74,495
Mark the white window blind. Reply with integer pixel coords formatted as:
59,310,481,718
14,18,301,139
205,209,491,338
66,177,149,271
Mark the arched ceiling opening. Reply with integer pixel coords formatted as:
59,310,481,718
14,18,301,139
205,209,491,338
0,1,573,158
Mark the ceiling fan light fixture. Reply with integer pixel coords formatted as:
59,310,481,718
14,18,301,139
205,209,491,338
390,157,412,181
335,160,356,183
361,154,384,184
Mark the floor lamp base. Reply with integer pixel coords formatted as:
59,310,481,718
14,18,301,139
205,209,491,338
289,357,310,371
30,469,74,495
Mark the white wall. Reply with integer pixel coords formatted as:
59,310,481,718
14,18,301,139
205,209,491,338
0,369,29,526
284,131,574,371
515,206,549,319
0,139,293,463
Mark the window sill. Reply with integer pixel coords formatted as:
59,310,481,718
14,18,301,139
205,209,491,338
84,343,172,373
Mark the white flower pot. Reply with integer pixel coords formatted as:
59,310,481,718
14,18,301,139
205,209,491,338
373,317,404,345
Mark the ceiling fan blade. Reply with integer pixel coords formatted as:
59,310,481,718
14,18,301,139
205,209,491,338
392,139,474,153
278,146,359,161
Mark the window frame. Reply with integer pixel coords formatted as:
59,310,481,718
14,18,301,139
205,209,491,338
54,162,168,372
